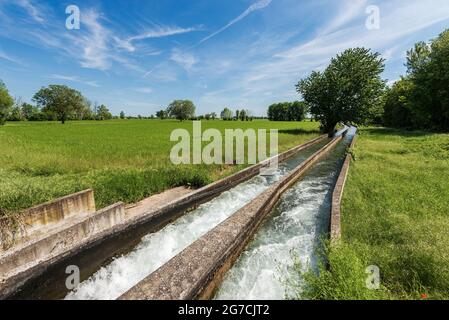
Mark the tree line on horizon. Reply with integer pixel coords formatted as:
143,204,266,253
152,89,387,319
1,28,448,130
0,84,114,124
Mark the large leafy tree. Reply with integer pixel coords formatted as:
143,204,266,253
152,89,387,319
0,80,14,125
33,85,86,124
167,100,195,121
297,48,386,136
220,107,232,120
383,77,416,128
268,101,307,121
156,110,167,119
408,30,449,130
96,104,112,120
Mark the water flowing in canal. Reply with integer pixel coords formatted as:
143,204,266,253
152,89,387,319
214,128,355,300
65,138,330,300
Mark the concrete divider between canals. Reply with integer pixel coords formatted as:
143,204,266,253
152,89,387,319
119,129,347,300
330,133,356,243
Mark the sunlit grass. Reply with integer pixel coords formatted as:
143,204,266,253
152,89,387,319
295,127,449,300
0,119,321,214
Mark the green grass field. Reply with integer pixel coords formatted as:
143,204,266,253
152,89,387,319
298,127,449,300
0,119,320,216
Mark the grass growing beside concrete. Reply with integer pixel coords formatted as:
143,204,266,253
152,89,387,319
0,119,320,215
295,127,449,300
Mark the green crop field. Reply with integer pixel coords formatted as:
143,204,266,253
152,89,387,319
0,119,321,217
297,127,449,300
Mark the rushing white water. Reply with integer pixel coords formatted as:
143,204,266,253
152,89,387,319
65,140,328,300
214,130,354,300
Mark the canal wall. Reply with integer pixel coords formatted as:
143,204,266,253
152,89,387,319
0,189,95,252
330,133,357,242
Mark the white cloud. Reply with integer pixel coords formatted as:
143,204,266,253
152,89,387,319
0,49,21,64
133,87,153,94
16,0,45,23
318,0,367,35
74,10,110,70
170,48,197,71
116,26,200,52
48,74,99,87
200,0,272,44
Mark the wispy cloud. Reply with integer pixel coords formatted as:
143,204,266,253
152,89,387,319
200,0,272,44
170,48,197,71
48,74,99,87
16,0,45,23
116,26,201,52
0,48,21,64
318,0,367,35
133,87,153,94
74,10,111,70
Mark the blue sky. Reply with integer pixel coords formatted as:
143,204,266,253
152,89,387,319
0,0,449,116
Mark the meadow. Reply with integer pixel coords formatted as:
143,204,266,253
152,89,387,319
298,127,449,300
0,119,321,216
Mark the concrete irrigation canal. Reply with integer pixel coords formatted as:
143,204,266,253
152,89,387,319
0,127,355,300
215,127,356,299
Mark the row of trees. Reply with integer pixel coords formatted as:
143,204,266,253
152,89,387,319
220,108,253,121
267,101,308,121
0,83,114,124
154,104,254,121
384,30,449,130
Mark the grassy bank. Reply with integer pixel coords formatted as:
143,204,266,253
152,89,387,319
297,127,449,300
0,119,320,216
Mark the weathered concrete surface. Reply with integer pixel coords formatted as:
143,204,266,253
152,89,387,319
0,190,95,252
330,134,356,243
1,135,327,300
119,131,346,300
125,187,192,220
0,202,124,299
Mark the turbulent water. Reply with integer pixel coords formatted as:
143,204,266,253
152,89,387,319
214,128,355,300
65,139,329,300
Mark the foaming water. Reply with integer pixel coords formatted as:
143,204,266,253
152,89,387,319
65,139,329,300
215,129,355,300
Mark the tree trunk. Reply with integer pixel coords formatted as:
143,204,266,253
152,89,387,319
327,123,337,137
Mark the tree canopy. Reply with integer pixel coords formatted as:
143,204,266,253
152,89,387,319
0,80,14,125
32,85,87,124
167,100,196,121
220,107,233,120
268,101,307,121
383,29,449,131
96,104,113,120
297,48,386,135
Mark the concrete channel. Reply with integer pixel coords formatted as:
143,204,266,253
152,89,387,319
215,127,356,299
1,133,329,300
119,128,349,300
